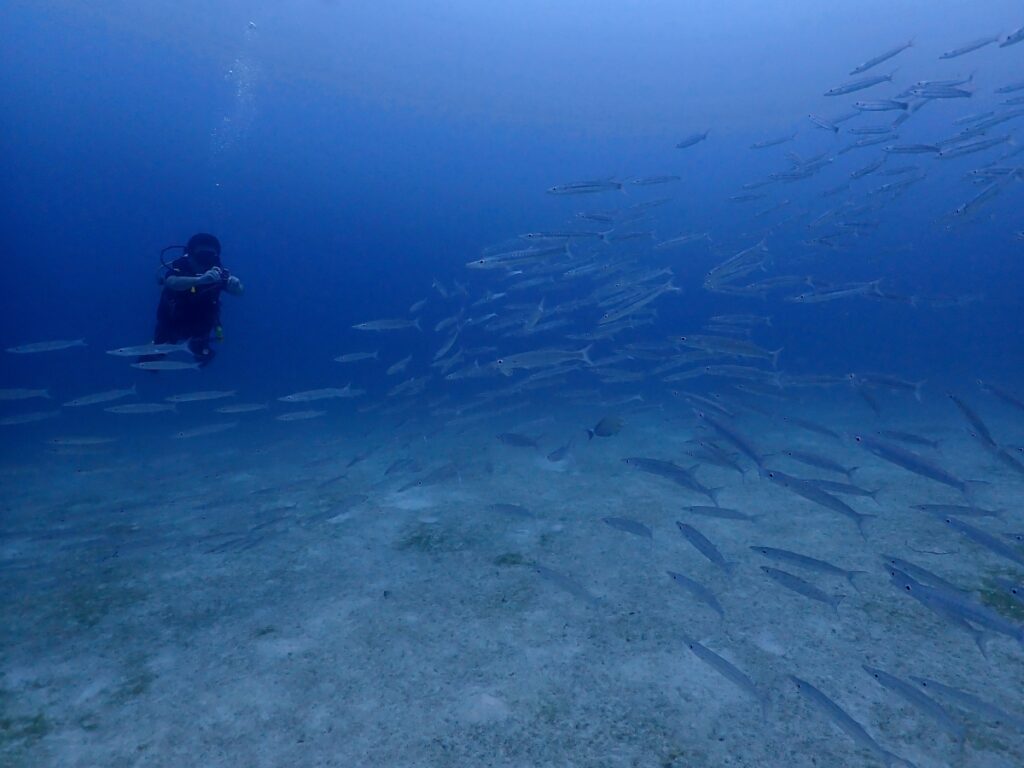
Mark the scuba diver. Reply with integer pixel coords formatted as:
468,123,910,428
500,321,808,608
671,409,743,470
145,233,244,367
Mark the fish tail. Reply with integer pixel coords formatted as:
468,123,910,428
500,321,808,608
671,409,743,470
579,344,595,366
413,318,422,332
832,594,846,616
974,630,991,659
708,487,725,507
847,571,870,592
770,347,784,369
586,429,595,441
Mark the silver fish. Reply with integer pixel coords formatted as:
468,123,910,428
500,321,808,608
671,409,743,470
890,568,1022,649
854,100,909,112
666,571,724,618
493,346,593,375
761,469,874,538
675,131,709,149
862,666,964,747
882,556,967,595
876,430,939,449
0,410,60,425
675,522,735,574
808,114,839,133
1000,26,1024,48
994,79,1024,94
751,133,796,149
603,517,652,539
910,677,1024,732
106,342,190,357
788,676,914,767
386,355,412,376
680,633,766,717
216,403,269,414
761,567,843,615
751,546,866,590
130,360,200,371
546,180,622,195
825,71,895,97
279,386,360,403
631,175,680,185
7,339,86,354
681,505,761,522
63,386,136,407
488,503,534,519
993,578,1024,609
275,410,326,421
694,410,764,468
887,568,989,654
942,516,1024,568
854,436,967,493
977,379,1024,411
351,318,421,331
911,503,1002,518
105,403,176,414
334,351,378,363
166,390,237,403
532,563,602,606
940,36,999,58
398,462,459,492
806,478,879,502
46,436,115,447
884,144,938,154
947,393,997,448
849,40,913,75
783,449,857,478
172,422,238,439
623,458,721,504
0,388,50,401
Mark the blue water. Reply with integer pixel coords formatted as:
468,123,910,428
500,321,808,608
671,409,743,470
2,3,1024,766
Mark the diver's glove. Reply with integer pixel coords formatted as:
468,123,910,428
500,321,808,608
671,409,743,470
196,267,225,286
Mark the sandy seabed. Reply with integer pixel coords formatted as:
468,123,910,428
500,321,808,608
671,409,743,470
2,387,1022,768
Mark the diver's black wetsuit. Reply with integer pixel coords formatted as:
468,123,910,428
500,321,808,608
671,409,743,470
152,256,223,366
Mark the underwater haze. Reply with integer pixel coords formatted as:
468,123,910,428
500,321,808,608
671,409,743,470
2,1,1024,766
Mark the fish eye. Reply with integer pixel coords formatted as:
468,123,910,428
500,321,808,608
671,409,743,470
854,435,862,442
496,359,503,364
